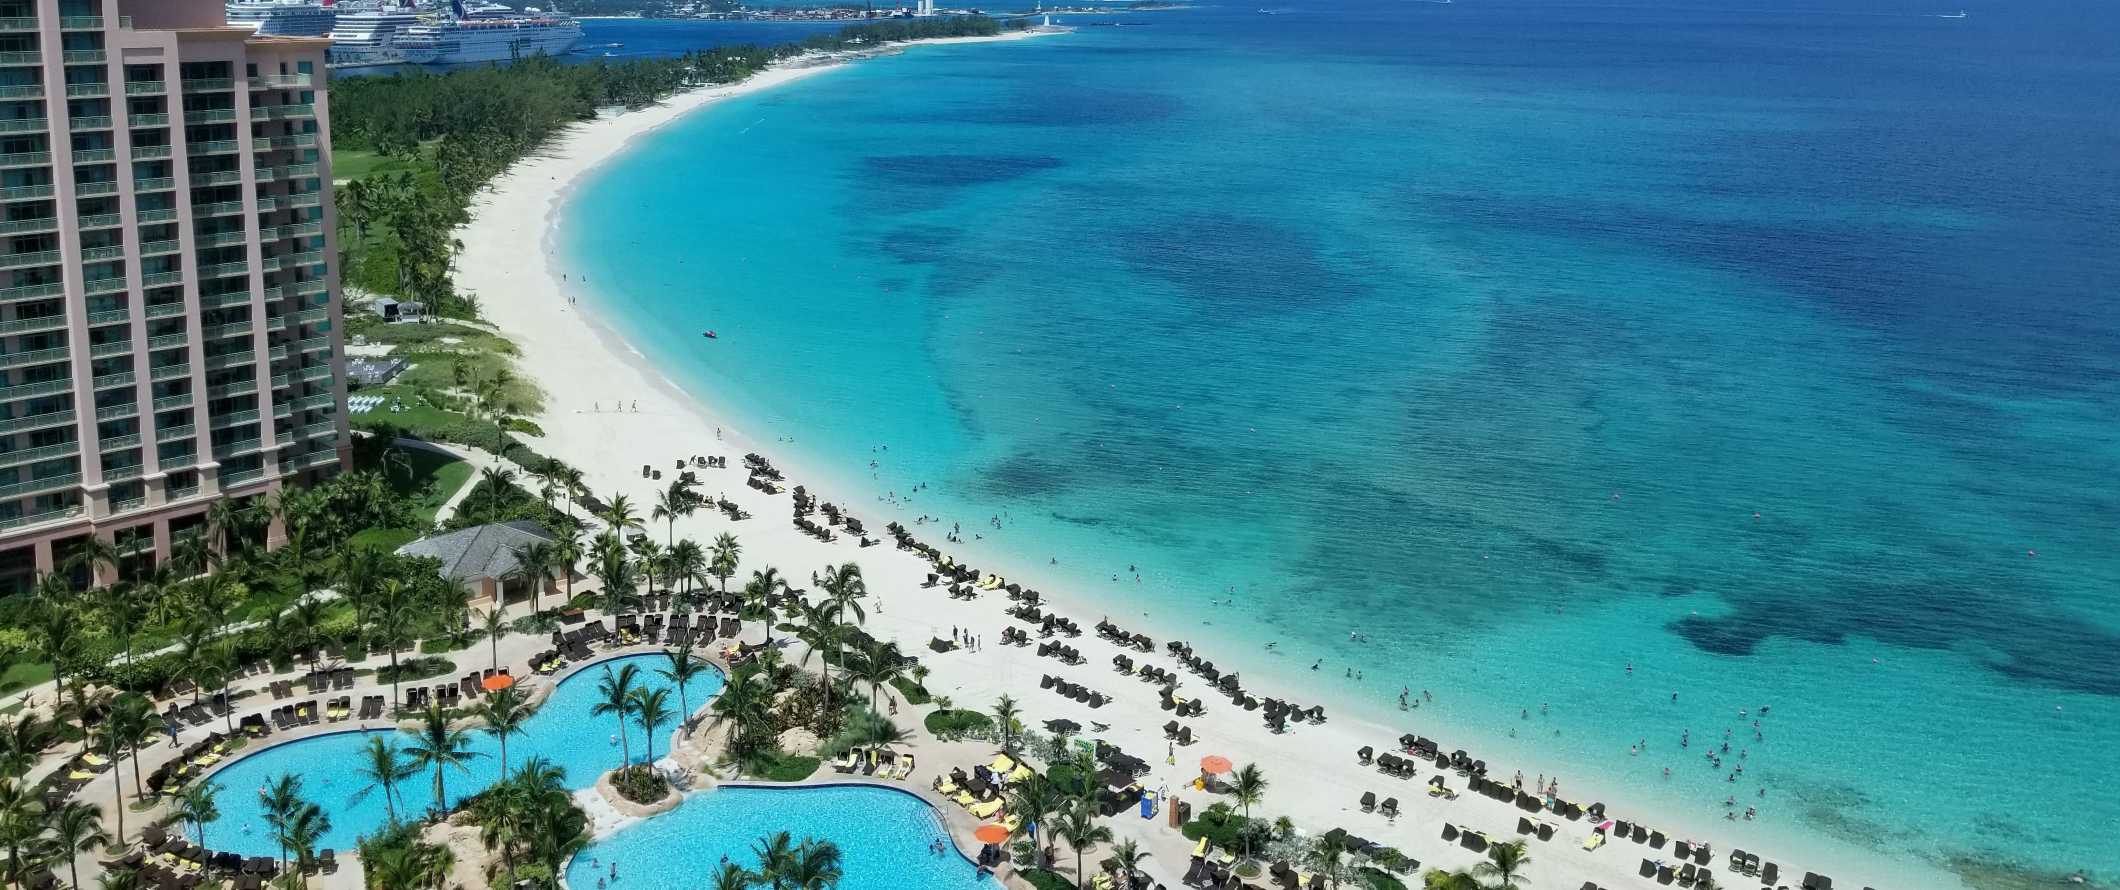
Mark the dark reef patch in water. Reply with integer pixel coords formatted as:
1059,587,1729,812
1118,212,1367,309
862,154,1065,188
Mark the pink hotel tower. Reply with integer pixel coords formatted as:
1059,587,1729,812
0,0,345,586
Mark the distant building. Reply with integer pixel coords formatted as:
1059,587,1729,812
369,296,425,322
345,355,405,387
396,520,558,605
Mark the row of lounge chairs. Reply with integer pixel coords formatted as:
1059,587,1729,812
831,746,916,779
1637,858,1717,887
1041,674,1110,708
1356,791,1400,819
1610,820,1710,863
1094,619,1154,652
145,733,238,795
1355,747,1421,778
163,694,231,728
402,684,463,711
1160,689,1205,717
1725,849,1780,884
1036,640,1085,664
302,668,358,693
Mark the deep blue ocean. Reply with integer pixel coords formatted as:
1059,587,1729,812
559,2,2120,884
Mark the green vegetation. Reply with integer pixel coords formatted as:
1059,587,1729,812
752,752,822,783
922,708,993,740
376,656,457,685
1021,869,1075,890
330,15,1022,316
889,676,932,706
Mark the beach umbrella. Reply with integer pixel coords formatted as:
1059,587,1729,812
1199,755,1233,775
973,823,1011,845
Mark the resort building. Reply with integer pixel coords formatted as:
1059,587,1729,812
396,521,560,606
0,0,346,587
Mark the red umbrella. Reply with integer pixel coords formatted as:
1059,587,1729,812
974,823,1011,845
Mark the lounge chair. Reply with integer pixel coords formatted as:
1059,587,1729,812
1359,791,1375,812
1380,797,1398,819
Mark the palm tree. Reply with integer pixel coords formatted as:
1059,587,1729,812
105,695,158,803
47,800,109,890
1308,832,1351,890
743,567,788,645
474,687,530,778
69,533,124,587
480,606,509,672
1474,839,1531,889
351,735,414,826
510,541,558,614
0,779,37,889
667,539,706,599
92,580,145,671
553,531,583,604
1110,839,1151,889
1003,774,1064,865
1055,799,1112,890
477,465,517,521
30,599,80,735
659,646,712,732
708,666,774,761
278,802,332,887
752,831,798,890
652,482,695,547
173,780,222,849
260,774,305,873
630,537,665,598
372,581,419,712
591,664,640,769
0,714,49,778
600,494,642,536
710,861,753,890
796,602,850,717
1421,870,1482,890
813,562,866,626
708,533,740,593
991,694,1022,754
850,640,907,712
591,532,636,615
403,702,482,816
783,838,844,890
1230,763,1268,859
629,687,672,764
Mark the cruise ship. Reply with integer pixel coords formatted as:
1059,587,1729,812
394,0,585,66
224,0,339,37
326,1,426,69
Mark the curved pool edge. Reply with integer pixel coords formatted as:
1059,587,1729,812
558,777,1001,890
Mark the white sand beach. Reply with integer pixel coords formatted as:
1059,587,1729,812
457,36,1951,890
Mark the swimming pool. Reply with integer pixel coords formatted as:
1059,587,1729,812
564,784,1003,890
205,653,723,856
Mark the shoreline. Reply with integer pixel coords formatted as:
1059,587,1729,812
458,33,1965,890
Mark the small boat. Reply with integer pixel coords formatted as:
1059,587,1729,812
703,330,718,339
1937,9,1966,17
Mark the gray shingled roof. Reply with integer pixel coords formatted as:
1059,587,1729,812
396,521,556,583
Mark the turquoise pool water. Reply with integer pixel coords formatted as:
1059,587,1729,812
563,784,1002,890
204,654,723,856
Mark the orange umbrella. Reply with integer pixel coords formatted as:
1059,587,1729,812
481,674,515,692
973,823,1011,845
1199,755,1234,775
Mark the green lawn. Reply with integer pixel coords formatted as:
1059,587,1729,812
346,444,472,551
0,660,51,696
331,146,429,183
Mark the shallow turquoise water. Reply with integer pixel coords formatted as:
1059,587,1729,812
203,654,722,856
564,784,1002,890
561,1,2120,881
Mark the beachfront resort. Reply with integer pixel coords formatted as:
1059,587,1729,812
0,4,1938,890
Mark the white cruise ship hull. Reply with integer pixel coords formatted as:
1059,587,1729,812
397,25,584,65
